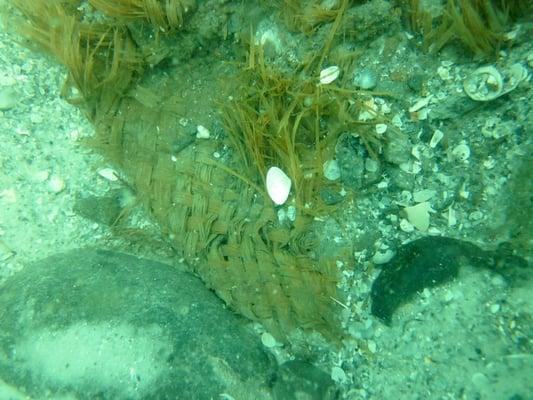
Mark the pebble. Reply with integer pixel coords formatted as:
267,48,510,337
375,123,387,134
372,249,394,265
331,366,347,383
48,176,66,193
196,125,210,139
323,159,341,180
399,218,415,233
367,340,377,354
260,332,278,348
471,372,490,388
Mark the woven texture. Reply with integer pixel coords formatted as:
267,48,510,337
96,97,342,340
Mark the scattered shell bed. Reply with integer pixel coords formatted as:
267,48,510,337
1,1,532,399
0,30,169,282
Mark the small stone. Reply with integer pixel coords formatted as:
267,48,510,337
437,66,451,80
0,188,17,203
323,159,340,180
471,372,490,388
196,125,210,139
372,249,394,265
0,86,19,110
260,332,278,348
286,205,296,221
399,218,415,233
48,176,66,193
331,366,347,383
367,340,377,354
375,123,387,134
34,170,50,182
365,158,379,173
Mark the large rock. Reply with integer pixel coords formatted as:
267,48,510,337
0,250,276,399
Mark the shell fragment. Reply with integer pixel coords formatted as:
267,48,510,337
403,202,431,231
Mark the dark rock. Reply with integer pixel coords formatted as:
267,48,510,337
319,188,345,206
335,133,367,190
0,250,276,399
73,190,124,226
370,236,529,324
272,360,338,400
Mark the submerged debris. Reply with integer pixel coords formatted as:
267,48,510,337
370,236,529,324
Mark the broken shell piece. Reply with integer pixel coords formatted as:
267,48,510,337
266,166,292,205
413,189,436,203
409,95,432,113
399,218,415,233
463,66,503,101
429,129,444,148
196,125,210,139
319,66,340,84
98,168,119,182
403,202,431,231
0,239,15,261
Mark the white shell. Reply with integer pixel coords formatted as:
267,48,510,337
319,66,340,84
266,166,292,205
463,66,503,101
